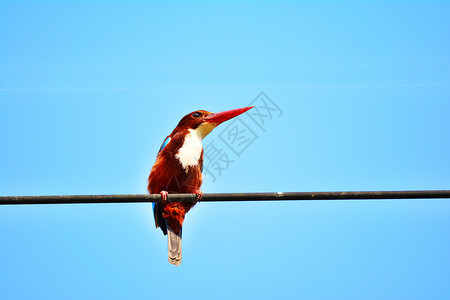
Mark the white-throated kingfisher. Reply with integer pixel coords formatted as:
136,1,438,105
148,106,253,266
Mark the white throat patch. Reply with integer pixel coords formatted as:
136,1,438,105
175,128,203,171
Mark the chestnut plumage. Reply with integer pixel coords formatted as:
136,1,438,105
147,106,253,266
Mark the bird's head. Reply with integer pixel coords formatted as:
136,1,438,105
175,106,254,139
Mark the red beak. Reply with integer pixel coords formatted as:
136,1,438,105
204,106,254,124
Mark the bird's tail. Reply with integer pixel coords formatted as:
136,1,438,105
167,226,182,266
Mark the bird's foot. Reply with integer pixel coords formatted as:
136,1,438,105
160,190,168,204
195,190,203,201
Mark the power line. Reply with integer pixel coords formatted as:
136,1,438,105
0,190,449,205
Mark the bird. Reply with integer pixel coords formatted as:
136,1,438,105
148,106,253,266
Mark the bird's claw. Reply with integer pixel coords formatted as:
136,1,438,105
160,190,168,204
195,190,203,201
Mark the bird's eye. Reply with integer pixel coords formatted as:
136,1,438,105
192,112,202,118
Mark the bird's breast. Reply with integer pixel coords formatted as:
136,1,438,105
175,129,203,171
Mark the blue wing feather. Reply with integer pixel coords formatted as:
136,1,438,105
152,136,171,236
158,137,171,153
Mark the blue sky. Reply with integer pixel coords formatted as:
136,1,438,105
1,1,449,299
